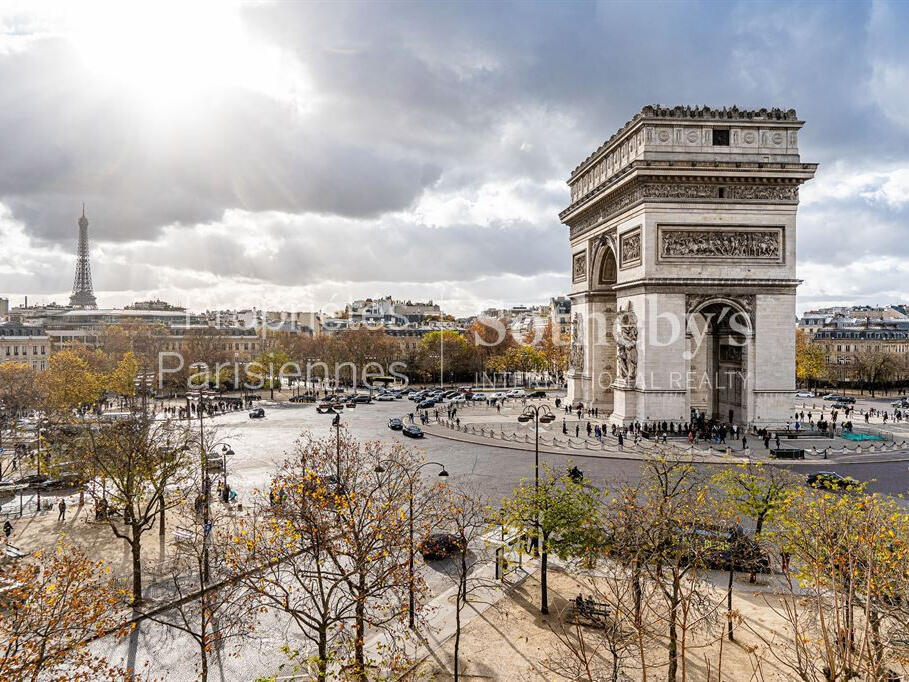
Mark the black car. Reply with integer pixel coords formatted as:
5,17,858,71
353,395,372,404
402,425,424,438
806,471,860,490
249,408,266,419
418,533,466,560
388,418,404,431
840,396,856,404
526,390,547,398
417,399,436,409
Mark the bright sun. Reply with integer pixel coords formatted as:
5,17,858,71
66,0,303,115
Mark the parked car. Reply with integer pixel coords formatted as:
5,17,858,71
417,399,436,409
448,395,466,404
402,425,424,439
376,394,395,402
388,418,404,431
890,398,909,408
248,408,266,419
508,389,527,398
469,393,486,401
418,532,466,560
806,471,860,490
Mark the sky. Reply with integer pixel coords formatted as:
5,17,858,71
0,0,907,317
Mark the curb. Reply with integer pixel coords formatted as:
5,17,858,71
422,425,909,467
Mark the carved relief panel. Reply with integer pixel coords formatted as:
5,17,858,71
658,226,784,263
619,228,642,268
572,251,587,283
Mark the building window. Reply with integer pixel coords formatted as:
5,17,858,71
712,129,730,146
41,345,46,355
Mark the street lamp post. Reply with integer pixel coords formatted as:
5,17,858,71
331,412,341,482
517,405,555,557
190,387,216,583
374,459,449,628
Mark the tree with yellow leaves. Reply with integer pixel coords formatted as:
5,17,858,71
0,542,133,681
757,486,909,680
39,350,105,416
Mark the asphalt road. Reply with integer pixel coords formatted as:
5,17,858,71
218,398,909,503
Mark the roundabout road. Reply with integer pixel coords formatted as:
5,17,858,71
211,399,909,503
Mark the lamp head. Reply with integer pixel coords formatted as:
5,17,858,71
517,415,531,423
438,468,449,479
374,464,386,474
540,414,556,424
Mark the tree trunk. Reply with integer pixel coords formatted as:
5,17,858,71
540,550,549,615
354,595,366,681
199,638,208,682
159,493,166,538
726,567,734,641
633,561,647,682
667,580,679,682
454,598,461,681
130,527,143,604
317,626,328,682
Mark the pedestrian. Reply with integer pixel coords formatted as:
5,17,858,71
3,519,12,544
575,424,579,438
57,499,66,521
617,432,624,448
742,436,747,451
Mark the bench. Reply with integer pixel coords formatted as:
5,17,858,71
566,594,611,626
4,543,27,559
770,448,805,460
173,527,194,544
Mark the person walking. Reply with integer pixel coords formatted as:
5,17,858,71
4,519,12,544
57,499,67,521
575,424,579,438
742,436,747,451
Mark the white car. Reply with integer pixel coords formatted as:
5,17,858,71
507,389,527,398
469,394,487,401
448,395,466,404
490,392,508,400
376,394,395,401
795,391,815,398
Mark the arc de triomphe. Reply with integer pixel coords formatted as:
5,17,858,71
563,105,816,427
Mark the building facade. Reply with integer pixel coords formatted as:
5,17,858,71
562,105,817,426
0,322,50,370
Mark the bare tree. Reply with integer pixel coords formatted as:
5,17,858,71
80,413,195,604
146,489,255,681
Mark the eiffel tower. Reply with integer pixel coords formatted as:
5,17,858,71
69,204,97,309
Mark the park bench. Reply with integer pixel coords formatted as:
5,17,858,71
566,594,611,627
4,543,27,560
172,527,194,545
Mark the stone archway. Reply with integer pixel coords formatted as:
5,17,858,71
685,296,755,425
582,238,618,411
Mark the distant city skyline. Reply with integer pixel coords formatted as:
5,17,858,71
0,2,908,316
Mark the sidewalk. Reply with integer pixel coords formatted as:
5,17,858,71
424,417,909,466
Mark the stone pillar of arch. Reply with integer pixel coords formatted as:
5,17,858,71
579,239,617,411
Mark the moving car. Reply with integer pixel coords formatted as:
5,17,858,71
890,398,909,408
354,394,372,404
448,395,466,404
248,408,265,419
418,533,466,560
526,390,547,398
376,394,395,402
402,425,424,439
417,399,436,409
795,390,816,398
388,418,404,431
805,471,860,490
507,389,526,398
822,393,842,401
469,393,486,401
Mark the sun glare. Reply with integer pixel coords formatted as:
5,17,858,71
66,0,302,115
